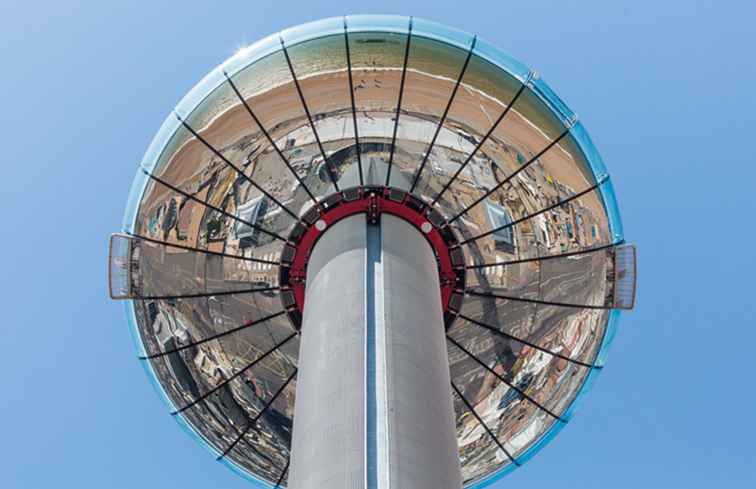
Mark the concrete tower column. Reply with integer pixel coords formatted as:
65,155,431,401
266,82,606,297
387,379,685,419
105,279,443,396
288,213,462,489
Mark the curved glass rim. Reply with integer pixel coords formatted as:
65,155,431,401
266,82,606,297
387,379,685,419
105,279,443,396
121,15,625,487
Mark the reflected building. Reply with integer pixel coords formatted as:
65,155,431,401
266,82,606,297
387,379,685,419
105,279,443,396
108,15,636,489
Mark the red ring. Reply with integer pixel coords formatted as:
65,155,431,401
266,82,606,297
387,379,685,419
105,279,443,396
279,187,465,329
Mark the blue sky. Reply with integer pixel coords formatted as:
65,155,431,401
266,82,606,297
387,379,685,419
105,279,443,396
1,1,755,487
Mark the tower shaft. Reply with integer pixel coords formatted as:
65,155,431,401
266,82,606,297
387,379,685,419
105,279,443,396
288,214,462,489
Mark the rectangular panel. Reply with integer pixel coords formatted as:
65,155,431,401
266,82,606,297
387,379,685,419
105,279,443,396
109,234,133,299
612,244,637,309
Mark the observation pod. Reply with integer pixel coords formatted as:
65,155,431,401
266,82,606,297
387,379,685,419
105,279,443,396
108,15,637,489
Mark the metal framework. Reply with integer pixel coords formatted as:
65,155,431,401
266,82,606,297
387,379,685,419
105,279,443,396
410,37,477,193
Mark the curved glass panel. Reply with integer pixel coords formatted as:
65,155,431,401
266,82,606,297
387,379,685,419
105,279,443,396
122,170,150,233
174,66,228,122
391,34,470,190
283,33,356,185
221,33,282,79
345,29,409,186
529,75,575,125
412,17,476,53
472,37,530,83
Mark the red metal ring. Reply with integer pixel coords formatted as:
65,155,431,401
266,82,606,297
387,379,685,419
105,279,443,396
279,187,466,329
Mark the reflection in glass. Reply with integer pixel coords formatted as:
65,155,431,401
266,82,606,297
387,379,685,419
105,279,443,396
119,15,628,488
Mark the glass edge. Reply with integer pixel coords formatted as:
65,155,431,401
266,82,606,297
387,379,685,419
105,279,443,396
528,76,575,124
595,308,622,367
221,32,283,80
280,15,345,47
173,66,227,119
123,300,147,357
218,457,277,488
569,122,624,241
138,111,181,174
599,177,625,241
345,14,411,34
512,418,569,467
471,36,531,83
121,167,149,232
465,458,519,489
130,15,534,200
410,16,475,52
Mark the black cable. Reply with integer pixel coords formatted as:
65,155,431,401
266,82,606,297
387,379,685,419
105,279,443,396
127,232,280,265
385,17,413,186
450,381,519,466
274,458,290,488
171,333,297,415
447,129,570,225
410,36,477,193
142,169,287,242
447,336,567,422
456,313,600,369
460,177,607,245
217,369,298,460
466,241,620,269
276,41,340,193
224,70,323,207
176,112,301,222
139,310,288,359
431,82,528,206
132,286,279,302
466,289,609,311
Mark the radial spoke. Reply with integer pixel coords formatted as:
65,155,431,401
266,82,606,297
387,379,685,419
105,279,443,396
431,81,528,206
450,381,519,466
127,232,280,265
385,17,413,186
466,241,620,269
132,285,279,302
139,310,288,360
343,19,364,186
277,41,340,193
175,112,301,222
274,459,290,488
466,289,608,311
447,129,570,224
171,333,297,415
143,170,287,242
447,336,566,422
410,36,477,193
224,70,323,208
460,177,607,245
457,313,600,369
217,369,298,460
